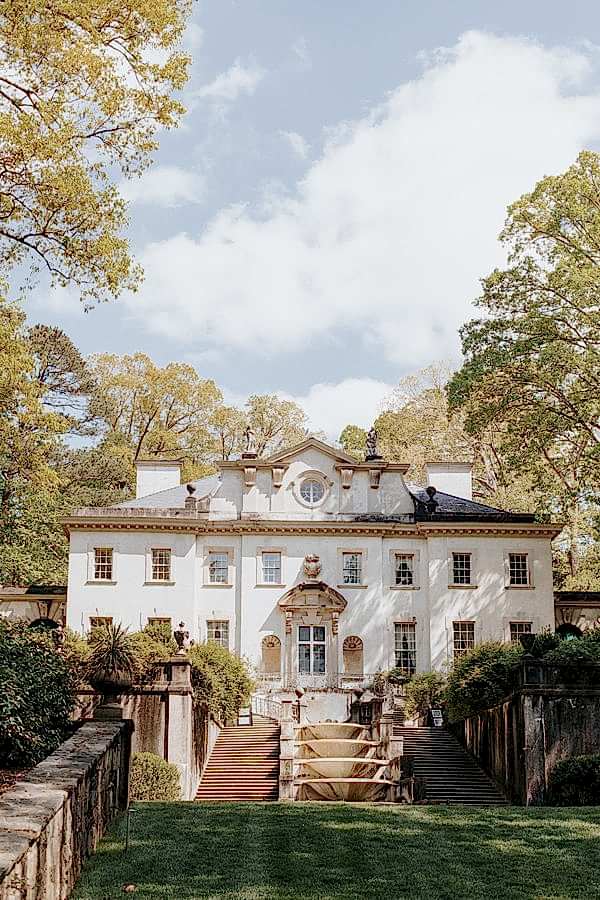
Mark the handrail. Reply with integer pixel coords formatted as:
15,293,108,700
251,694,283,722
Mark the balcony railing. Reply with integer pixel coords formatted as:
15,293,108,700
255,672,382,692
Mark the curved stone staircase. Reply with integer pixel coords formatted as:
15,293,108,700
195,719,280,802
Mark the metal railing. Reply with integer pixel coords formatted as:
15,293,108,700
254,672,382,692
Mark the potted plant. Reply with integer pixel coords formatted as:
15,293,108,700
86,623,137,711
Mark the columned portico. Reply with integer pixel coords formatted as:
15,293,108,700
278,582,347,690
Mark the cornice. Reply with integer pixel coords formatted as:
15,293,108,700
62,514,560,540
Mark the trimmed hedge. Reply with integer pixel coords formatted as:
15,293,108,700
130,752,181,801
0,619,74,766
445,641,523,723
404,671,446,719
548,755,600,806
188,641,254,723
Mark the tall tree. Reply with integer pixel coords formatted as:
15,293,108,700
26,325,94,431
0,0,190,302
339,425,367,460
244,394,308,456
448,151,600,579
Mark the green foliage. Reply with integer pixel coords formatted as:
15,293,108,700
549,755,600,806
404,671,446,719
188,642,254,722
128,628,177,683
543,636,600,670
0,619,74,766
129,752,181,802
86,623,137,683
445,641,523,723
338,425,367,460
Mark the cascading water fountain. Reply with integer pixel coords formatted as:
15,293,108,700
292,721,403,801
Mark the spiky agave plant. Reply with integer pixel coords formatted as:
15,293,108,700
86,622,137,689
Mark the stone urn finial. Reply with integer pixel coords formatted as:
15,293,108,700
303,554,321,581
173,621,190,655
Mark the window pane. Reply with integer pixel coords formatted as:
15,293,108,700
394,623,416,675
300,478,325,504
207,620,229,649
151,548,171,581
452,553,472,585
453,622,475,659
510,622,532,642
313,644,326,673
298,626,311,642
343,552,362,584
509,553,529,586
209,552,229,583
298,643,311,673
262,552,281,583
94,548,113,581
395,554,414,586
313,626,325,643
90,616,112,630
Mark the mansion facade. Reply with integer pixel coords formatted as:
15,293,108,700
65,438,559,703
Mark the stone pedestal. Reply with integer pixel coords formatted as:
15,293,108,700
166,656,195,800
279,700,296,801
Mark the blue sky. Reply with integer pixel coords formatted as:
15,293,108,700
30,1,600,438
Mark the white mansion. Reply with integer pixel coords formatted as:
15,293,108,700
65,437,559,704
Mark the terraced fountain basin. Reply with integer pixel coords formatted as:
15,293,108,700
297,778,396,802
296,723,368,742
296,758,390,779
295,738,379,759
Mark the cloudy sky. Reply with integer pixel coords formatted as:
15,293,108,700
31,1,600,439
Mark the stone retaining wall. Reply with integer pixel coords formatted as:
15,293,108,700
0,720,132,900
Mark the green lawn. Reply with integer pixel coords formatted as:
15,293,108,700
73,803,600,900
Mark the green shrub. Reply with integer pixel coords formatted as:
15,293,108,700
445,641,523,723
188,642,254,722
130,752,181,801
129,629,177,682
548,754,600,806
544,637,600,670
0,619,74,766
404,671,446,719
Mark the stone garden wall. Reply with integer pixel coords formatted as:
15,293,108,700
0,720,132,900
452,660,600,804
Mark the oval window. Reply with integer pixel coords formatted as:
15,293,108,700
300,478,325,505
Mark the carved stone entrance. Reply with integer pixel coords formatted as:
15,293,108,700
278,582,347,689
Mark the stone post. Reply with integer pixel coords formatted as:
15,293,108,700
279,699,296,801
166,656,195,800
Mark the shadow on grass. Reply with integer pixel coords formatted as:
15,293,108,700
73,803,600,900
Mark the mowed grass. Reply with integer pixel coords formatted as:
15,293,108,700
73,802,600,900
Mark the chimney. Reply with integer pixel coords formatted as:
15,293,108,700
425,462,473,501
135,459,182,499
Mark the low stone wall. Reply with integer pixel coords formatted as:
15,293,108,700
0,720,132,900
452,660,600,805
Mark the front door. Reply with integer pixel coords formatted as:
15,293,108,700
298,625,326,675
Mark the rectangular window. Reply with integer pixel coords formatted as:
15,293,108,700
151,548,171,581
262,552,282,584
510,621,532,642
209,552,229,584
342,552,362,585
94,548,113,581
394,623,417,674
395,554,414,587
147,617,172,629
453,621,475,660
89,616,113,630
452,552,472,585
207,620,229,649
509,553,530,586
298,625,326,674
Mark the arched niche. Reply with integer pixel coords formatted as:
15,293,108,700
343,635,364,675
556,623,583,641
261,634,281,674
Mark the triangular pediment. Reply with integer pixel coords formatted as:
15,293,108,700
265,437,359,466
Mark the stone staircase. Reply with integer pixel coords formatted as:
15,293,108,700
195,719,280,802
396,726,508,805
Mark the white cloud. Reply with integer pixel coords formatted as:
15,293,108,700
127,32,600,367
285,378,393,440
280,130,310,159
291,37,311,70
121,166,205,208
196,58,265,103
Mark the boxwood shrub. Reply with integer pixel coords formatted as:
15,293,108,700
445,641,523,723
0,619,74,766
130,752,181,801
548,755,600,806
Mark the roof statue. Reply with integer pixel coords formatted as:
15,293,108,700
365,426,382,461
243,426,257,457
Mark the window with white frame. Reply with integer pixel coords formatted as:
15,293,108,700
93,548,113,581
508,553,530,586
299,477,325,505
208,551,229,584
510,621,532,642
261,551,282,584
453,621,475,659
452,552,472,585
147,616,171,630
151,548,171,581
395,554,414,587
394,622,417,674
342,552,362,585
89,615,112,630
207,620,229,649
298,625,326,674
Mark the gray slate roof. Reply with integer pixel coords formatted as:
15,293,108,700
113,475,220,509
409,487,535,522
